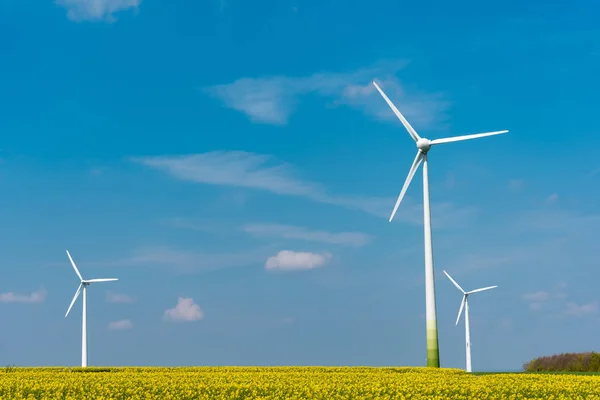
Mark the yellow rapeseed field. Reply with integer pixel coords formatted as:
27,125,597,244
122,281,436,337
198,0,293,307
1,366,599,399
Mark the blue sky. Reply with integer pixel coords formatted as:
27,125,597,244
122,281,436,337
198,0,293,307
0,0,599,371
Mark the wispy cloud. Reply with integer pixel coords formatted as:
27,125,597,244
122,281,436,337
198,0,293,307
131,151,476,228
56,0,141,22
204,60,450,128
564,301,598,318
106,245,274,274
265,250,331,272
131,151,388,217
522,282,597,318
523,291,550,310
0,288,47,304
133,151,318,196
164,297,204,322
106,291,136,304
108,319,133,330
523,291,550,302
242,223,370,247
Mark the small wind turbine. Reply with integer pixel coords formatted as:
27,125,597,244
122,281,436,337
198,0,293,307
443,270,497,373
64,250,118,367
372,80,507,367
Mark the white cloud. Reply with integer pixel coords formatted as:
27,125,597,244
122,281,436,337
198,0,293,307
131,151,476,228
132,151,319,197
523,291,550,311
0,288,47,304
56,0,141,22
522,283,597,317
265,250,331,272
523,291,550,302
108,319,133,330
204,60,450,128
242,224,370,246
106,291,136,303
164,297,204,322
564,301,598,317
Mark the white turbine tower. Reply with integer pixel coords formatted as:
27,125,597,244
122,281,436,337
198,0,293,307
443,270,497,373
64,250,118,367
372,80,507,367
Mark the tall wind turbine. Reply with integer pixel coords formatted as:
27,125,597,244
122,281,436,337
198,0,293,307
372,80,507,367
65,250,118,367
443,270,497,373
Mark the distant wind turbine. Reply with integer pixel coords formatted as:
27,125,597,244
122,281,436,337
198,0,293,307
65,250,118,367
443,270,497,373
372,80,507,367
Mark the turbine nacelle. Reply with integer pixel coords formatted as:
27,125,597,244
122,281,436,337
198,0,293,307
417,138,432,153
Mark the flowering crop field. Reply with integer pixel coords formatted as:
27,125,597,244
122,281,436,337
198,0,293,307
1,366,600,399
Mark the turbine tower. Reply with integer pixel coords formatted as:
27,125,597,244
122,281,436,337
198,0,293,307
372,80,507,367
65,250,118,367
443,270,497,372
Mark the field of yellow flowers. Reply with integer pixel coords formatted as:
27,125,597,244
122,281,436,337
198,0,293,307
1,366,599,399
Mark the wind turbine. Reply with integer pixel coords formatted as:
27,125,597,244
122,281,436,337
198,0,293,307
64,250,118,367
372,80,507,368
443,270,497,373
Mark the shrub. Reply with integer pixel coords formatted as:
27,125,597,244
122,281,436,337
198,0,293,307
523,352,600,372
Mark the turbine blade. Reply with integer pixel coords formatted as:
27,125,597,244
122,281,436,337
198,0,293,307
85,278,118,283
467,285,498,295
65,283,82,318
66,250,83,281
455,295,466,325
372,81,421,142
389,151,424,222
443,270,465,293
430,130,508,146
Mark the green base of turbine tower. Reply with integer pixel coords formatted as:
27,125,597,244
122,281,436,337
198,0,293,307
426,325,440,368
